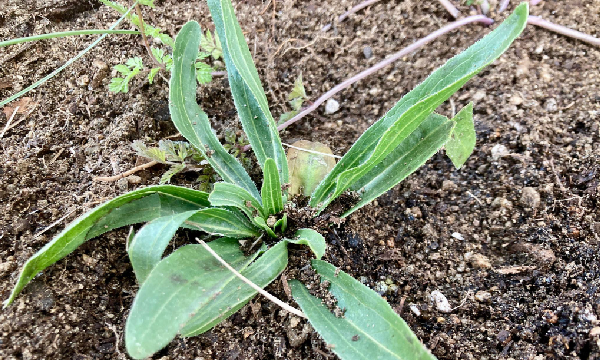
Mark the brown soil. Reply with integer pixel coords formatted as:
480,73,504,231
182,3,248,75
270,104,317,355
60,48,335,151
1,0,599,359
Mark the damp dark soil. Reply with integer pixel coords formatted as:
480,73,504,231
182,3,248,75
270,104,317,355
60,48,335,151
1,0,599,359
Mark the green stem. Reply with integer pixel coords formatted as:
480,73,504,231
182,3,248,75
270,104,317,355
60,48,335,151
0,4,137,108
0,30,140,48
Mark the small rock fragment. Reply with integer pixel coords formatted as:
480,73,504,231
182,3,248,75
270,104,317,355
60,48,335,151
521,187,540,209
590,327,600,336
475,290,491,303
472,90,486,102
490,144,509,160
117,178,129,192
451,232,464,241
374,281,388,296
363,46,373,59
466,252,491,269
492,197,513,209
544,98,558,112
409,304,421,317
430,290,452,313
127,175,142,184
324,99,340,115
509,95,523,106
76,75,90,87
497,330,511,345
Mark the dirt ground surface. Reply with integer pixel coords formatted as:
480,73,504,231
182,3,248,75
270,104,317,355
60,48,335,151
1,0,599,359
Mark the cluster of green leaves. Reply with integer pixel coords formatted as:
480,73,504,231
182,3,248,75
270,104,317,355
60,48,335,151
101,0,221,92
279,73,308,125
4,1,529,359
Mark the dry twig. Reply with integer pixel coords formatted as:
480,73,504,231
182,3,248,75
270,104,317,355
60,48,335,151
196,238,306,318
93,160,159,182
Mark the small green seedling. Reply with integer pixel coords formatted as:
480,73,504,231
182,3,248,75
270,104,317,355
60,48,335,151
4,1,529,359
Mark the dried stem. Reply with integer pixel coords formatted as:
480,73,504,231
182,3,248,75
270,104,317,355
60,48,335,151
322,0,382,31
498,0,511,13
134,3,165,71
0,106,19,139
437,0,460,18
93,160,159,182
278,15,494,132
196,239,306,318
527,16,600,47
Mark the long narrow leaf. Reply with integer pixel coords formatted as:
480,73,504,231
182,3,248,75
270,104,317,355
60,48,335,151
186,208,259,238
310,4,528,211
207,0,288,185
209,182,265,219
181,240,288,336
343,113,455,217
125,238,256,359
128,210,198,284
290,260,436,360
261,158,284,215
4,185,209,307
170,21,260,200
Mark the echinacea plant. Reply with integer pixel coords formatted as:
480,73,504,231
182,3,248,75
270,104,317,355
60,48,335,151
4,1,529,359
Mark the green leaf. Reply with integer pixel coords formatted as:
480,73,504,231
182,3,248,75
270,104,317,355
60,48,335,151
126,56,144,69
290,260,437,360
310,3,528,211
195,61,213,84
128,211,197,284
125,238,257,359
108,77,127,93
261,158,284,215
285,228,325,260
273,213,288,233
138,0,155,8
185,208,259,238
159,163,186,184
131,140,167,163
99,0,174,47
343,113,455,217
253,216,277,238
170,21,260,200
151,47,165,62
207,0,288,186
114,64,131,75
288,73,307,100
4,185,210,307
209,182,265,219
181,240,288,337
445,103,475,168
148,67,161,84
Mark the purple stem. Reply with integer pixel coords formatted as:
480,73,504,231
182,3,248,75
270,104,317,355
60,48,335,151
498,0,511,13
527,15,600,47
321,0,382,32
277,15,494,132
530,0,543,5
437,0,460,18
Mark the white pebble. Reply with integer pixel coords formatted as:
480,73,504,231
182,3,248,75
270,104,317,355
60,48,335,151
430,290,452,313
324,99,340,115
451,232,464,241
491,144,509,160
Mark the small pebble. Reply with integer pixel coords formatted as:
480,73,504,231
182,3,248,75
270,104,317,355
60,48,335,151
472,90,486,102
127,175,142,184
451,232,464,241
490,144,509,160
544,98,558,112
363,46,373,59
374,281,388,296
117,178,129,192
590,327,600,336
324,99,340,115
475,290,491,303
430,290,452,313
466,252,491,269
521,187,541,209
409,304,421,317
